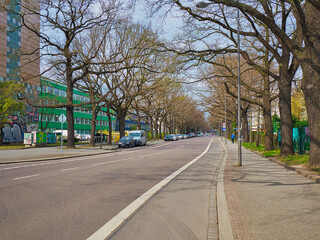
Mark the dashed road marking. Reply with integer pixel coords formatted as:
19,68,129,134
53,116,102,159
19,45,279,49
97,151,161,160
60,167,79,172
14,174,40,180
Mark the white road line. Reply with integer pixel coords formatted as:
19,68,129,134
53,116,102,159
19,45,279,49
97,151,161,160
91,148,177,166
14,174,40,180
87,137,214,240
91,158,134,166
60,167,79,172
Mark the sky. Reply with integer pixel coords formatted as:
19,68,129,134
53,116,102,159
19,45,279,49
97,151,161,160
132,2,184,40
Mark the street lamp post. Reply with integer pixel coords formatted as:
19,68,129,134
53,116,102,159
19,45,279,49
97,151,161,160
100,103,103,149
224,88,227,144
237,5,242,166
196,1,242,165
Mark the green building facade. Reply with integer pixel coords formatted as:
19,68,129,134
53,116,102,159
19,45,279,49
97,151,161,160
39,77,115,135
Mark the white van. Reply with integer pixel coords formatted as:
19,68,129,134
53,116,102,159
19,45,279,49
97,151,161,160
128,130,147,146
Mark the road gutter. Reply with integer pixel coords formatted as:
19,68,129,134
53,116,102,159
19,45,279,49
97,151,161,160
217,138,234,240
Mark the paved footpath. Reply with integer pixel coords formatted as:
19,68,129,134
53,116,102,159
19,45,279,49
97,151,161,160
224,141,320,240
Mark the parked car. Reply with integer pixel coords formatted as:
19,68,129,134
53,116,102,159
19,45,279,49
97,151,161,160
188,133,195,138
164,134,177,141
118,136,135,148
128,130,147,146
164,134,172,141
176,134,183,140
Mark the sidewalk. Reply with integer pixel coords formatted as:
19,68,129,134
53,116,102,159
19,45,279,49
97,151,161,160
0,140,163,164
224,141,320,240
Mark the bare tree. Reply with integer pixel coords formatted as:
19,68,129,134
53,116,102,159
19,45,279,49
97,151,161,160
6,0,123,148
158,0,320,167
97,22,161,138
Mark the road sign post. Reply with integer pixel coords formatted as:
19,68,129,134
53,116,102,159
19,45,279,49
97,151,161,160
59,114,66,156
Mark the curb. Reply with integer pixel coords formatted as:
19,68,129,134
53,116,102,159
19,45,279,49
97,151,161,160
0,141,163,165
0,149,118,165
244,147,320,183
269,157,320,183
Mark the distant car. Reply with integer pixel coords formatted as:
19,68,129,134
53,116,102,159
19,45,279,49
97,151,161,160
176,134,183,140
164,134,177,141
128,130,147,146
164,135,172,141
118,136,135,148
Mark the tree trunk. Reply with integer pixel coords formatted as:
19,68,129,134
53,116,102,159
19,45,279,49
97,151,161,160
118,109,126,138
155,117,159,139
89,105,97,147
262,93,274,150
278,67,294,156
66,58,75,148
150,116,154,140
159,120,162,139
242,109,249,143
145,115,149,141
137,115,141,130
256,107,260,147
107,107,112,145
0,127,3,145
303,2,320,168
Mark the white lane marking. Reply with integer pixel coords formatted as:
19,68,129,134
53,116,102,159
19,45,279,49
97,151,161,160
92,158,135,166
91,148,178,166
60,167,79,172
14,174,40,180
87,137,214,240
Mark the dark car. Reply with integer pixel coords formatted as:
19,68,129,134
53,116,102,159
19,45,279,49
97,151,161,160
164,134,177,141
164,134,172,141
118,136,135,148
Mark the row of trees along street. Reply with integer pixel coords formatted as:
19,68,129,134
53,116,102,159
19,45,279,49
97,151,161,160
3,0,320,168
1,0,207,147
144,0,320,169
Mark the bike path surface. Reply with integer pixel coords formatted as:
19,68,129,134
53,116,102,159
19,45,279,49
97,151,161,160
106,137,223,240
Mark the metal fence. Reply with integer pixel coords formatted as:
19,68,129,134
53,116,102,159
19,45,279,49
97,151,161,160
278,127,310,154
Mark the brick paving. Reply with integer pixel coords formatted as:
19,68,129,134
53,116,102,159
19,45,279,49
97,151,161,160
224,151,252,240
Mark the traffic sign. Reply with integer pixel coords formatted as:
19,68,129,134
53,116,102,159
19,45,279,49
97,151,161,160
59,113,66,123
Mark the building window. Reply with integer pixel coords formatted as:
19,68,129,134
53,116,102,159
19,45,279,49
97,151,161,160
48,86,53,94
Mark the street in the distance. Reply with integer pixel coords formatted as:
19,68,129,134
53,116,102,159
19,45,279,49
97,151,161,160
0,136,221,240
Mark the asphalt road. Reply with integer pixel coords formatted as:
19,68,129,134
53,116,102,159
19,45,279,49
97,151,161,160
0,136,214,240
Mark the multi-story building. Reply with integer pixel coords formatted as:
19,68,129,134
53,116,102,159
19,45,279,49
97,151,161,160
39,77,115,137
2,77,117,143
0,0,40,85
